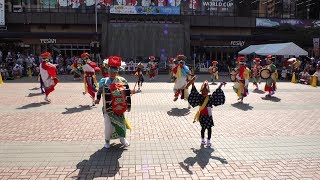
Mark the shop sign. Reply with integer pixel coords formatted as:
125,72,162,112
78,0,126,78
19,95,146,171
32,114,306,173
230,41,245,46
202,0,233,11
40,38,56,44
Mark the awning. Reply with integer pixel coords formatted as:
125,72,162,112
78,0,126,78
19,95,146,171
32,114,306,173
238,42,308,56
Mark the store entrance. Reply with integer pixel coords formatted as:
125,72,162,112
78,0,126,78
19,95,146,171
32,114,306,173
51,44,91,57
193,45,242,72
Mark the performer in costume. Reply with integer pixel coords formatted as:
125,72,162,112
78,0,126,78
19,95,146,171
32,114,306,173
188,80,226,147
208,60,219,85
232,56,250,102
101,59,109,77
264,56,277,97
81,52,101,106
95,56,132,149
147,56,157,81
251,58,262,90
36,66,45,94
39,52,59,102
134,62,144,92
70,56,82,80
173,54,191,102
169,57,176,82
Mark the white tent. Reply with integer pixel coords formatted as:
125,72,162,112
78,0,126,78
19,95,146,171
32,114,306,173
238,44,265,55
238,42,308,57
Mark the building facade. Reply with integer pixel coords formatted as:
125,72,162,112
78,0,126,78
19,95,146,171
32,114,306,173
1,0,320,65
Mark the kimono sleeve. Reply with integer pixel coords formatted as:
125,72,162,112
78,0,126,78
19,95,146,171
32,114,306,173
42,62,57,78
188,85,202,107
98,78,106,89
210,89,225,107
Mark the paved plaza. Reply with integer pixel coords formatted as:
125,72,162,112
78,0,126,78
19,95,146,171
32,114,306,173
0,74,320,180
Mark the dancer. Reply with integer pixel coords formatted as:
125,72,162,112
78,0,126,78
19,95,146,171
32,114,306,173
173,54,191,102
147,56,157,81
70,56,82,80
232,56,250,102
208,60,219,85
95,56,132,148
264,56,277,97
39,52,59,102
101,58,109,77
81,52,100,106
134,62,144,92
188,80,226,147
251,58,262,90
169,57,176,82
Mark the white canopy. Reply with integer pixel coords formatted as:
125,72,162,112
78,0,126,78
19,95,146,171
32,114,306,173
238,42,308,57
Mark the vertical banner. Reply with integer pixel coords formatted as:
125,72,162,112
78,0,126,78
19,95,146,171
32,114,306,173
0,0,4,26
313,38,320,57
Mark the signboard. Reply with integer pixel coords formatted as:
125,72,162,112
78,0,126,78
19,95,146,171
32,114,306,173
230,41,245,47
40,39,57,44
110,5,180,15
256,18,320,28
202,0,233,12
185,0,234,15
0,0,4,26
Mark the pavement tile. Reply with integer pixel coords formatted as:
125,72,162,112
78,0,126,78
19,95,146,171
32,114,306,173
0,75,320,179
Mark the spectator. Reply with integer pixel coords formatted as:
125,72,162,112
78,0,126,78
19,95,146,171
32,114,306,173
281,66,287,80
299,69,310,85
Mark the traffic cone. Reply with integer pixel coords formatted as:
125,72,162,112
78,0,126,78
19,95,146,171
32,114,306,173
291,73,296,83
0,73,3,84
311,75,317,87
28,67,32,78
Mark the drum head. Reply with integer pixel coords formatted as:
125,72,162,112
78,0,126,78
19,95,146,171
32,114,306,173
260,69,271,79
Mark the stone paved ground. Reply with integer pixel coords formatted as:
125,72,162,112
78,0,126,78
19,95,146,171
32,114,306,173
0,74,320,180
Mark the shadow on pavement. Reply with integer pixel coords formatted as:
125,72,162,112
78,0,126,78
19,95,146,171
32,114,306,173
26,92,43,97
16,102,50,109
29,87,40,90
179,146,228,174
261,96,281,102
252,89,265,94
62,105,93,114
74,144,126,179
231,102,254,111
167,107,190,116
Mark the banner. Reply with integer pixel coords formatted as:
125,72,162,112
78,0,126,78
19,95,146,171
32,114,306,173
0,0,4,26
110,6,180,15
110,5,136,14
256,18,317,28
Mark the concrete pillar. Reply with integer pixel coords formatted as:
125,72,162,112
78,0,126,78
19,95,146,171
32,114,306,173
101,20,108,57
183,16,191,61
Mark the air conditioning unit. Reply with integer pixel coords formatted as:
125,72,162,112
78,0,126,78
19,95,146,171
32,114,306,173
13,5,23,12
